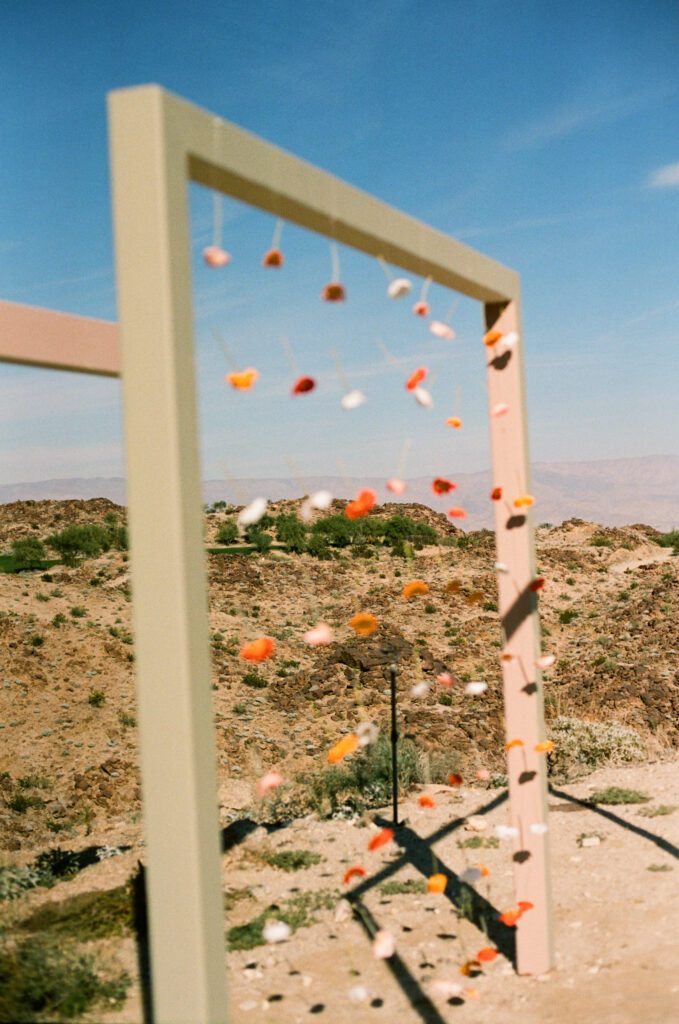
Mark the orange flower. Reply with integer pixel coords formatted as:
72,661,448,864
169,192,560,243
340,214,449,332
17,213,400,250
403,579,428,600
504,738,524,751
349,612,378,636
448,773,463,786
239,636,275,661
262,248,283,267
530,577,545,592
427,873,447,893
322,282,345,301
445,416,463,428
419,794,436,808
447,507,467,519
291,375,316,395
474,863,490,878
499,909,521,927
463,987,480,1000
535,740,555,753
368,828,394,852
432,477,456,494
513,494,535,508
345,489,376,520
476,947,498,963
412,300,430,316
517,901,534,913
490,486,503,501
226,368,259,390
406,367,427,391
342,865,367,885
501,652,514,662
483,328,503,347
327,733,359,764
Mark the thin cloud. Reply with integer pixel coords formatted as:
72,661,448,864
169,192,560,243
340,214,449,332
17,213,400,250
505,86,672,152
647,162,679,189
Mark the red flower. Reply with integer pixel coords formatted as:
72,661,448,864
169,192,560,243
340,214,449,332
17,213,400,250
368,828,394,852
342,865,367,885
490,486,502,501
432,478,456,495
291,376,316,395
322,282,345,301
262,248,283,267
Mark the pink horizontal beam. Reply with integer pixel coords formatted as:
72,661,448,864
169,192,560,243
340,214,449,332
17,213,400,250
0,300,119,377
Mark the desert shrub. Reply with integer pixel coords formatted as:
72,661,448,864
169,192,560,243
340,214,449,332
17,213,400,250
589,786,649,805
311,514,354,548
306,533,331,559
256,849,322,872
242,672,267,689
378,879,426,895
558,609,578,624
547,716,646,781
226,890,337,951
47,523,113,566
0,936,129,1022
8,537,47,570
69,606,86,618
88,690,105,707
656,529,679,553
247,528,272,554
217,519,239,545
274,513,307,553
590,534,613,548
51,612,67,628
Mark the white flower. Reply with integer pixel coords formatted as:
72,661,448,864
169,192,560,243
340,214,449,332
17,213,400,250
535,654,556,669
410,682,429,698
494,824,520,840
356,721,379,747
413,386,433,408
263,920,291,944
387,277,413,299
494,561,510,573
238,497,267,526
341,389,367,410
304,622,334,646
299,499,313,522
464,681,487,696
348,985,370,1004
431,979,464,998
372,929,396,959
429,321,455,340
530,822,549,835
491,402,509,417
311,489,333,510
503,331,519,348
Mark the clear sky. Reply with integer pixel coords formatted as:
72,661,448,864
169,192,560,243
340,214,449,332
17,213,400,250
2,0,678,487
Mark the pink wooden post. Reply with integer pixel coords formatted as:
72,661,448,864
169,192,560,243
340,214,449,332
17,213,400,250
485,298,554,975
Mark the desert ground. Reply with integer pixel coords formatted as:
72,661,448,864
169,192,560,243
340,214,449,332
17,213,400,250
1,498,677,1023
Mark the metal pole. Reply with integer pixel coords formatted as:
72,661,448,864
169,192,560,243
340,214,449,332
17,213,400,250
389,664,399,827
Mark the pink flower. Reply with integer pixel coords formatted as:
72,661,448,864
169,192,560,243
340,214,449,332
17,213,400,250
256,771,284,798
303,622,334,647
373,929,396,959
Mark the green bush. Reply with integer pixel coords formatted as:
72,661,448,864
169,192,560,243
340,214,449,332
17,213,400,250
47,524,112,567
242,672,268,689
589,786,649,805
217,518,239,545
590,534,613,548
547,716,646,781
656,529,679,553
70,606,86,619
88,690,105,707
274,513,307,553
8,537,48,570
558,609,579,624
0,936,129,1022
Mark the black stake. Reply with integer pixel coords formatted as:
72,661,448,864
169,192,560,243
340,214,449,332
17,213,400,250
389,663,399,827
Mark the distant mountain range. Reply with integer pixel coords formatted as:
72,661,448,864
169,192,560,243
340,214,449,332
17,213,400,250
0,455,676,530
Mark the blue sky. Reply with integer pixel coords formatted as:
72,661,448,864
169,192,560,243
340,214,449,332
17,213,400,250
1,0,678,487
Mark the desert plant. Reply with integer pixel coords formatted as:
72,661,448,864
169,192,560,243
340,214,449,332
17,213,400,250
226,889,337,951
547,716,646,781
217,519,239,545
88,690,105,707
47,523,112,567
8,537,48,570
589,786,649,805
255,849,322,872
242,672,267,689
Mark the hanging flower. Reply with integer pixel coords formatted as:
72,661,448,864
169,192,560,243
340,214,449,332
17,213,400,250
534,740,555,753
349,612,378,636
412,300,430,317
406,367,427,391
437,672,454,687
429,321,455,340
445,416,463,428
513,494,534,508
431,979,463,998
504,331,519,347
311,489,333,510
343,865,367,885
536,654,556,669
465,681,487,696
530,577,545,592
341,388,367,410
345,489,376,519
238,497,268,526
322,282,345,302
387,278,413,299
530,823,549,835
256,771,284,797
447,507,467,519
262,248,283,267
291,376,316,395
483,329,503,347
494,824,519,839
490,486,503,501
303,622,334,646
386,478,406,495
498,909,521,927
476,768,490,781
459,960,481,977
368,828,394,852
432,478,456,495
448,773,463,786
504,738,524,751
203,245,231,267
474,863,490,878
413,385,434,408
356,721,379,747
240,636,276,662
427,873,447,893
419,794,436,808
491,402,509,417
403,579,428,599
327,733,359,764
410,681,429,698
226,368,259,391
